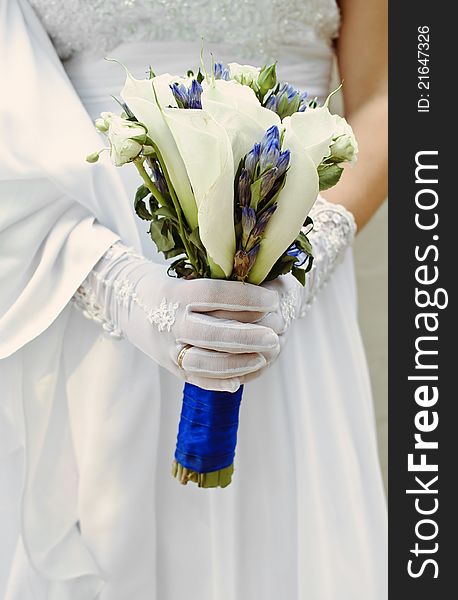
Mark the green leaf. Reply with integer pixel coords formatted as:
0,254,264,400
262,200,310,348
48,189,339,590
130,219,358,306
318,163,344,191
250,179,262,211
149,220,175,252
134,184,154,220
264,254,296,282
291,266,306,286
152,206,178,222
189,227,206,253
163,247,186,259
257,63,277,101
196,69,205,84
295,231,313,257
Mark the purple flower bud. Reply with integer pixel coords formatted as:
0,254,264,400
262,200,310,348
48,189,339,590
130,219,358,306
260,167,278,199
214,61,230,81
265,94,276,111
188,79,203,109
233,243,260,280
245,143,261,180
170,80,202,109
251,204,277,239
260,137,280,172
241,206,256,247
238,168,252,207
276,149,290,177
265,83,308,118
261,125,280,154
260,126,280,171
170,82,188,108
150,160,168,196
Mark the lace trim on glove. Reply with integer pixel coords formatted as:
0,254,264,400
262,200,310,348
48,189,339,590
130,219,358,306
73,285,124,339
134,296,179,332
72,243,179,337
300,196,356,318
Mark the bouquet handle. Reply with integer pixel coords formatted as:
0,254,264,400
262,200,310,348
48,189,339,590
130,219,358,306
172,382,243,488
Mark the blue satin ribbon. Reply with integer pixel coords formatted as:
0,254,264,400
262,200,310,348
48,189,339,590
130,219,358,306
174,383,244,473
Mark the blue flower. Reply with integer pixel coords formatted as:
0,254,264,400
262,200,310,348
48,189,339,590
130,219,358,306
188,79,203,109
214,62,230,81
238,168,252,207
260,167,278,198
287,243,309,267
251,204,277,238
170,79,203,109
170,82,189,108
241,206,256,246
265,83,308,118
259,125,280,171
150,160,168,196
276,149,290,177
245,143,261,180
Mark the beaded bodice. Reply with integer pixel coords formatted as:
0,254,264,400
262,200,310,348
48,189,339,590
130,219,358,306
29,0,340,62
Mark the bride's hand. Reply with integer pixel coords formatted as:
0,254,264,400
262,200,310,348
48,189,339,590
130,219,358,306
74,242,280,392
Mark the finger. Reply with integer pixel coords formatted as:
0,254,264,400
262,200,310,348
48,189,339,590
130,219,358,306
185,373,242,393
179,346,266,379
178,312,280,362
185,279,279,314
205,309,266,323
251,310,286,334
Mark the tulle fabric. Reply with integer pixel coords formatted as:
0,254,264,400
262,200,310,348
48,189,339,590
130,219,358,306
0,1,387,598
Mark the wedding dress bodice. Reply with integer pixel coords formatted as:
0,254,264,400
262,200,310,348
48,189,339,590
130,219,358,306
30,0,340,62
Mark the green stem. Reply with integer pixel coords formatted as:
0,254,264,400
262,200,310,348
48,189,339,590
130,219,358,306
133,159,167,207
148,144,201,275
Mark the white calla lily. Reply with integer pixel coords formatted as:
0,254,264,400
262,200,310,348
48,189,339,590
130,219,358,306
121,72,198,229
247,130,319,284
201,80,280,168
282,105,337,166
162,108,235,277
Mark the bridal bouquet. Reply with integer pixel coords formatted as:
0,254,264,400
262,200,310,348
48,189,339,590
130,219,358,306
87,58,357,487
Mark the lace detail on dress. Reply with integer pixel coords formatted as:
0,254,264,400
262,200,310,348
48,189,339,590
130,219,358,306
30,0,340,61
280,287,301,326
299,196,356,317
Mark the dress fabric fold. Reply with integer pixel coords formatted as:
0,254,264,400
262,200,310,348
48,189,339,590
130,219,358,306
0,1,387,598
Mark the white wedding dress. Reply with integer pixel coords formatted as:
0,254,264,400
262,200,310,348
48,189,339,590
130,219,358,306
0,1,387,599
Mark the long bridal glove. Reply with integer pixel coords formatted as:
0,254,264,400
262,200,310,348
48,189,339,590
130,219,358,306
73,242,280,391
259,197,357,341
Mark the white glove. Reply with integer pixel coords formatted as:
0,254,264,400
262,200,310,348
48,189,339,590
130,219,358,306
258,197,357,343
73,242,280,391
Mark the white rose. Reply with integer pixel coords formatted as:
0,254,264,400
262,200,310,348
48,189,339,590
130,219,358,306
227,62,260,86
101,112,147,166
329,114,358,164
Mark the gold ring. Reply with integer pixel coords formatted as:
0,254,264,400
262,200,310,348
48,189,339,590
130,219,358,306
177,344,192,369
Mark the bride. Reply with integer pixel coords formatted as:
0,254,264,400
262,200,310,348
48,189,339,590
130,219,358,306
0,0,388,598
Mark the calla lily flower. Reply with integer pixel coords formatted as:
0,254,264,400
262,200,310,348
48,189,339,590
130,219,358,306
162,107,235,277
201,79,280,168
121,72,198,230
